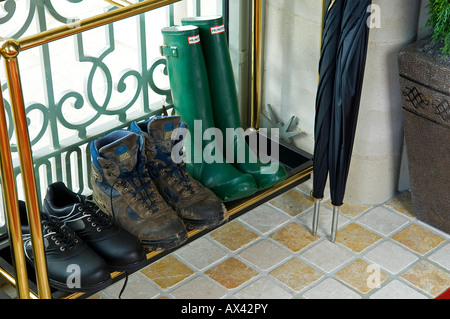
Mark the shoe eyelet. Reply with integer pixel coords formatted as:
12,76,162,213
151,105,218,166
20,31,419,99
97,227,102,232
60,247,65,252
55,240,60,245
87,218,92,222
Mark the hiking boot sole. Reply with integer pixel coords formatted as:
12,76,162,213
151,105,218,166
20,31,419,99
182,204,228,230
141,231,188,252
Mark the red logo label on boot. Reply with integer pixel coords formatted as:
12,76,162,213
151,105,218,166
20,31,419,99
211,24,225,35
188,35,200,45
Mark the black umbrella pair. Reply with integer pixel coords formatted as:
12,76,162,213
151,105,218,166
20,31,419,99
312,0,372,242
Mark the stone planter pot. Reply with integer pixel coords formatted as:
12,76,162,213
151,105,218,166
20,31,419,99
398,37,450,234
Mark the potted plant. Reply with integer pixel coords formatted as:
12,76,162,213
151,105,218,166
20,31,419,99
425,0,450,58
398,0,449,234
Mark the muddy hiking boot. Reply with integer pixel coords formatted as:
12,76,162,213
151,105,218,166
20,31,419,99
131,115,228,230
90,130,188,252
42,182,146,271
19,201,112,293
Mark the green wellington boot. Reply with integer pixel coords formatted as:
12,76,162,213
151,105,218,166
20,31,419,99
161,25,258,202
181,16,288,190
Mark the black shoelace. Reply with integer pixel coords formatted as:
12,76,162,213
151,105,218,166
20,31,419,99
147,149,196,197
113,172,160,214
23,217,78,258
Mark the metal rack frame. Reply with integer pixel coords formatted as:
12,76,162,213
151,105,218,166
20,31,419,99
0,0,314,299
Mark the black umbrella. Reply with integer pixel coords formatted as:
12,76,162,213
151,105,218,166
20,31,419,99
312,0,372,242
312,0,345,236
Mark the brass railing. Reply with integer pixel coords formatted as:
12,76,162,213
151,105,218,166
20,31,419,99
0,0,188,299
0,0,315,299
0,0,254,299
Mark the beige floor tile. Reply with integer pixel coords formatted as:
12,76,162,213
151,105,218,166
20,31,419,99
301,240,354,273
270,222,319,252
369,280,428,299
239,204,289,234
175,238,228,270
336,223,382,253
401,260,450,297
238,240,291,271
269,189,314,217
270,258,323,292
205,257,258,289
101,273,160,299
141,255,194,290
364,241,418,274
326,200,370,218
303,278,361,299
170,276,227,299
358,206,409,236
428,243,450,271
392,224,446,255
335,259,388,294
210,221,259,251
385,191,415,218
234,278,293,299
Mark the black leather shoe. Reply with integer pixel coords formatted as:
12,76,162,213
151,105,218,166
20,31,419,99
19,201,112,293
42,182,147,271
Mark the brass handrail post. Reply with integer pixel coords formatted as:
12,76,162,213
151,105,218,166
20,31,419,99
0,39,52,299
0,61,30,299
251,0,263,129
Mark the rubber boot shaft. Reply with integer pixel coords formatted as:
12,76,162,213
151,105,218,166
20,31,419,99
181,16,288,190
161,25,258,202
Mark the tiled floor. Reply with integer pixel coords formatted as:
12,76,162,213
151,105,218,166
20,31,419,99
1,181,448,300
92,181,450,300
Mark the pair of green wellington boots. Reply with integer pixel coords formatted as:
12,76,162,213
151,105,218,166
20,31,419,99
161,16,287,202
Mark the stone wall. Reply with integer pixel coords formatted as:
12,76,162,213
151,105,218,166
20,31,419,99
261,0,430,205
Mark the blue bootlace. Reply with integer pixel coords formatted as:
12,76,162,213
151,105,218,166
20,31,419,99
147,148,196,196
117,172,161,213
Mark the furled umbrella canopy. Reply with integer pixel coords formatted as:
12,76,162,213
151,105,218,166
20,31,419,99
312,0,346,235
329,0,372,208
312,0,372,242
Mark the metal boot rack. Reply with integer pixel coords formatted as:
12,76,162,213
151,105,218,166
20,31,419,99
0,0,313,299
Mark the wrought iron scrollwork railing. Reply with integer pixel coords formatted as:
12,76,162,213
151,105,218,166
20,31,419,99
0,0,223,229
